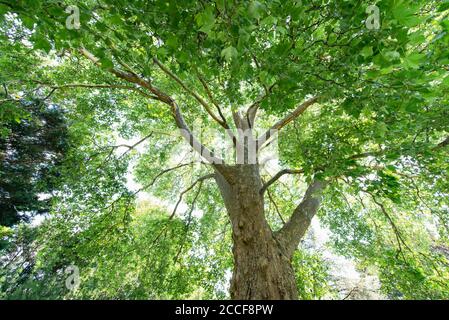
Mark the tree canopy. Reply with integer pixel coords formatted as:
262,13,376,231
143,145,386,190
0,0,448,299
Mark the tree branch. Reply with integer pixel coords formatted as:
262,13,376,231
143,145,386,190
196,73,227,124
266,188,285,224
79,48,170,102
275,179,327,257
2,83,8,97
132,162,196,197
153,57,227,129
173,178,204,264
118,133,153,158
135,172,212,255
365,191,410,260
32,81,159,101
251,53,269,95
260,168,304,195
196,73,237,146
171,173,215,218
78,48,225,166
257,96,319,148
245,82,277,128
349,150,383,160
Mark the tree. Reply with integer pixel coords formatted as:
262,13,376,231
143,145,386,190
1,201,331,299
1,0,448,299
0,32,69,227
0,99,68,227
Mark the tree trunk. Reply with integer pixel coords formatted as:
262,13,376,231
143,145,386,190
214,164,298,300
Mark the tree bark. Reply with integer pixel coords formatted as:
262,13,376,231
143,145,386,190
214,164,298,299
214,164,327,300
79,46,326,299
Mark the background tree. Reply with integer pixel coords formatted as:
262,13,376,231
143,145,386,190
0,31,69,228
0,0,448,299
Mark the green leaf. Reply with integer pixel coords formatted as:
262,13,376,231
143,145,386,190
221,46,238,62
165,35,179,50
260,16,277,27
403,53,426,69
442,76,449,87
100,57,114,69
376,122,388,138
380,66,394,74
248,1,264,19
360,46,373,58
34,37,51,53
438,1,449,12
392,3,422,27
382,50,400,62
195,6,215,34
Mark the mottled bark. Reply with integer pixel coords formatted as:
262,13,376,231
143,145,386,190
275,180,327,257
214,164,327,300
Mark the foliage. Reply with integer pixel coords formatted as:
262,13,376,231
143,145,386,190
0,0,448,299
0,24,69,228
293,249,332,300
0,99,68,227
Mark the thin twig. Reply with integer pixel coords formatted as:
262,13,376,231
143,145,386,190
260,168,304,195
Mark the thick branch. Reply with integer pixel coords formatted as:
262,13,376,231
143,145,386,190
245,83,277,128
153,57,227,129
260,168,304,195
79,48,224,166
275,179,327,257
258,96,319,148
79,48,173,104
